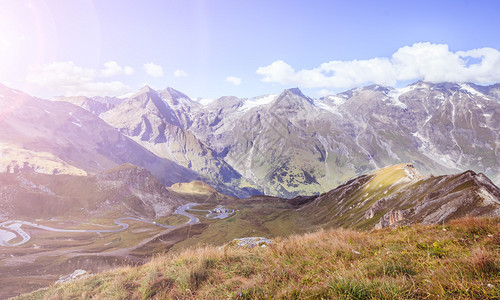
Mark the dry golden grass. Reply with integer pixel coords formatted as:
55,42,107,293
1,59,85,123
15,217,500,299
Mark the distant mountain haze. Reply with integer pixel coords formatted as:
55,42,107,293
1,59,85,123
0,83,199,188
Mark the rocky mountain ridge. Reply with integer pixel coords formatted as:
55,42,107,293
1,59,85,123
297,163,500,229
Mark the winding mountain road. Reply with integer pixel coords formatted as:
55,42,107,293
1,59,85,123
0,203,200,247
174,203,200,224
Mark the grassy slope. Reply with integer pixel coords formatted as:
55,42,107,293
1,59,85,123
168,200,304,252
16,217,500,299
299,164,416,230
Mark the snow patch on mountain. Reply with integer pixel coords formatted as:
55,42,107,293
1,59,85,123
314,101,343,117
422,115,432,126
413,131,431,151
459,83,483,97
118,91,136,99
238,94,277,112
195,98,215,106
325,95,346,106
386,87,411,109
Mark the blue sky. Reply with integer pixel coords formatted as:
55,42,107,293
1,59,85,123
1,0,500,99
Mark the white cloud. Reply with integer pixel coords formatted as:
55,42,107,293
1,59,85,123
257,59,395,89
124,66,134,75
195,98,215,106
317,89,334,97
226,76,242,86
100,61,134,77
69,81,131,96
256,61,294,84
26,61,132,96
173,69,188,77
257,43,500,89
143,63,164,77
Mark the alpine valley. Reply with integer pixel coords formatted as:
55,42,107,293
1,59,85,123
1,81,500,299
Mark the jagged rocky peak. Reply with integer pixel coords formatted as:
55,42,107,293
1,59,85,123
338,84,399,111
408,80,431,88
159,87,196,106
286,87,305,96
166,86,188,97
138,84,156,94
409,80,467,92
361,84,393,93
436,82,465,91
156,87,202,128
52,95,122,115
284,87,313,102
272,87,314,109
123,85,181,127
464,82,495,96
131,85,161,103
207,95,244,111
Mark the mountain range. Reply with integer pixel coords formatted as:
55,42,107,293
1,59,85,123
49,81,500,198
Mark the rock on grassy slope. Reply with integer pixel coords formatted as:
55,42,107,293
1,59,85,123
16,217,500,299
